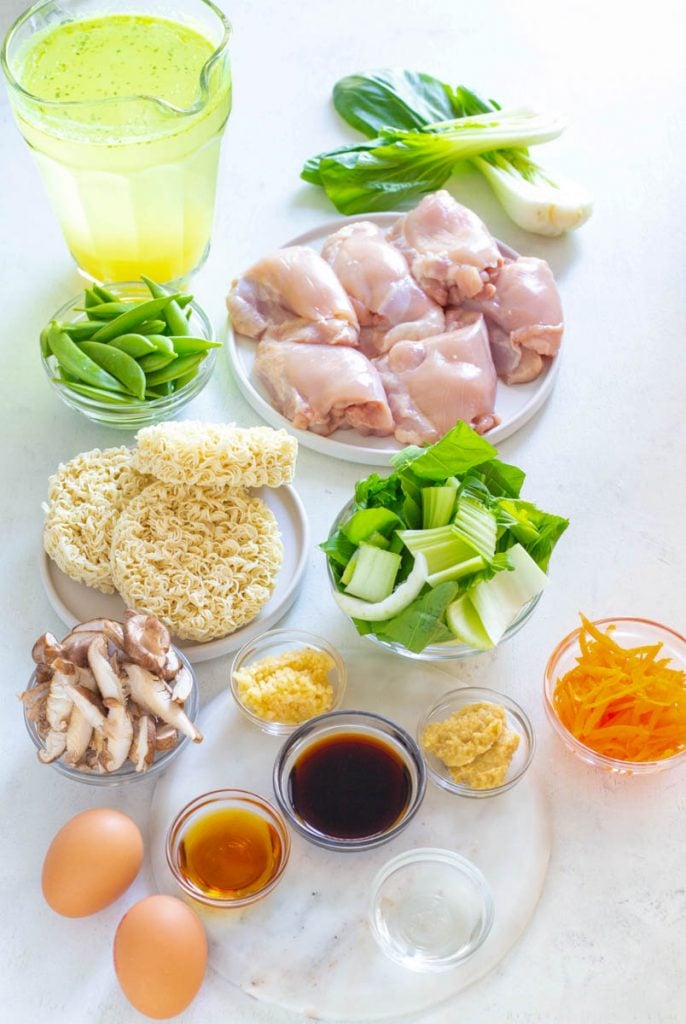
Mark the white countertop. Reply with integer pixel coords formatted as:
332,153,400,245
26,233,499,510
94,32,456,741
1,1,684,1022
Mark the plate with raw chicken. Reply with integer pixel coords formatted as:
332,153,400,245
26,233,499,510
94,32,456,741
226,191,563,465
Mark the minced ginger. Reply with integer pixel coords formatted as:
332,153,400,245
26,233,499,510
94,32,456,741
233,647,335,724
422,702,520,789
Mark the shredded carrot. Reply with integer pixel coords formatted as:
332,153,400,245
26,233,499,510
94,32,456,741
552,615,686,762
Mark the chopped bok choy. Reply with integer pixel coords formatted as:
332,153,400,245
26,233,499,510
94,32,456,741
323,421,568,653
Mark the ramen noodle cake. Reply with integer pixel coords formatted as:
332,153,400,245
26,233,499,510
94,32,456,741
133,421,297,488
43,447,150,593
110,481,283,642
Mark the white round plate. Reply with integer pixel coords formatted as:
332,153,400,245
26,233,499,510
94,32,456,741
149,649,551,1020
39,484,309,664
226,213,562,466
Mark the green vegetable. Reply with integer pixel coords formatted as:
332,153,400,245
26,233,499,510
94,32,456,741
445,594,492,651
145,354,203,386
146,334,176,356
170,336,222,355
79,341,147,400
136,319,167,335
138,351,177,372
449,543,549,647
46,323,127,393
59,381,141,405
453,496,497,561
302,69,592,233
91,284,119,303
40,325,51,359
57,320,109,341
332,552,428,622
141,274,191,336
108,333,156,358
79,301,137,320
322,421,568,653
91,295,180,342
421,485,457,528
344,543,401,603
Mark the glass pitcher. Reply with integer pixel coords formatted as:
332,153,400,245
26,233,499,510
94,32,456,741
2,0,232,283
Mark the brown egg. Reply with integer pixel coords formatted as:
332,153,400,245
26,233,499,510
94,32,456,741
114,894,207,1019
42,808,144,917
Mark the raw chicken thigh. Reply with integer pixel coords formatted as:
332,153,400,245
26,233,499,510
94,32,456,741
321,221,444,356
387,190,502,305
373,314,499,445
254,340,394,437
459,256,563,384
227,246,359,346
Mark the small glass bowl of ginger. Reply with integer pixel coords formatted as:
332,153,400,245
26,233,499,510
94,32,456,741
229,629,347,736
417,687,535,798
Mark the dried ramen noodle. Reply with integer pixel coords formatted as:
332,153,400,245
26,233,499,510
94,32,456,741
111,481,283,642
43,447,150,593
133,421,297,489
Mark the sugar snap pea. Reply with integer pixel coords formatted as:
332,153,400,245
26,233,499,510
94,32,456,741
172,368,200,391
91,295,181,342
141,275,190,336
79,301,138,320
84,288,100,312
145,354,204,386
47,323,126,393
138,351,177,372
176,294,193,309
170,336,222,355
146,381,174,399
40,325,51,359
61,381,139,405
92,284,119,303
79,341,147,400
57,319,109,341
136,319,167,335
109,333,156,358
147,334,176,356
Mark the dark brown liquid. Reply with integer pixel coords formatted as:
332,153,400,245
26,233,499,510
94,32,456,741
289,733,411,839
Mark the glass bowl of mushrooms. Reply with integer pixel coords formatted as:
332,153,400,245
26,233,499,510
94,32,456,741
20,612,202,785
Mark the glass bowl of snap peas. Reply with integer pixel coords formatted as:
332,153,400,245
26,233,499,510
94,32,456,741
40,277,219,428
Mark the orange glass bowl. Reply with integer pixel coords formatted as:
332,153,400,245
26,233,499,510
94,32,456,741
543,617,686,776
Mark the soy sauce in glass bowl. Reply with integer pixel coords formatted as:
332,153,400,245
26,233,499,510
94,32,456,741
273,710,426,851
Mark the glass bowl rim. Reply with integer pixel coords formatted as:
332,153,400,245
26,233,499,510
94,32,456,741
22,643,199,785
165,787,291,907
229,627,347,734
272,708,427,850
368,845,495,970
543,615,686,772
417,686,536,798
325,497,541,660
40,281,216,414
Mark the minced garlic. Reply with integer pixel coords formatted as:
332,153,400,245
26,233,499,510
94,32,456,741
233,648,335,724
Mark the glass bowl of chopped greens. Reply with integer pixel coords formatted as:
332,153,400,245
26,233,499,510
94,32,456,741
229,628,347,736
544,616,686,776
417,687,535,798
40,279,218,428
325,498,543,662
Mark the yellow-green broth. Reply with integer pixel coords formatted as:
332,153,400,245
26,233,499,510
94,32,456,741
17,14,216,110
